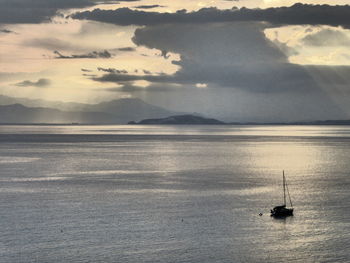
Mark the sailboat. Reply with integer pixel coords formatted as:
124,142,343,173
271,170,294,217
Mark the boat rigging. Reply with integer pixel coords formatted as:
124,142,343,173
271,170,294,217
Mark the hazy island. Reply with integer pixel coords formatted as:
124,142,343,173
128,115,226,125
129,114,350,126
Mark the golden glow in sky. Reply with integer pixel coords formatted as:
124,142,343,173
262,0,350,7
1,0,350,106
265,26,350,66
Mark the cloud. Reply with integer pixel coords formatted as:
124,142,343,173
0,29,15,34
0,0,142,24
94,73,157,83
97,67,128,74
102,83,186,93
82,73,98,77
15,78,51,87
81,68,93,72
0,0,94,24
91,21,350,98
94,64,316,93
302,28,350,46
134,5,164,9
116,47,136,52
53,50,113,59
94,22,311,92
271,39,299,57
160,50,170,59
25,38,80,52
72,4,350,28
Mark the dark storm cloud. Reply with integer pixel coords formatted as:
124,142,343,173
72,4,350,28
0,0,142,24
94,64,316,93
302,28,350,46
94,73,159,83
0,0,93,24
53,50,113,59
130,23,312,92
91,22,350,94
15,78,51,87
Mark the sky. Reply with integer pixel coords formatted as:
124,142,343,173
1,0,350,122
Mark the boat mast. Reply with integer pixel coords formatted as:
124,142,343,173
283,170,286,206
285,176,293,208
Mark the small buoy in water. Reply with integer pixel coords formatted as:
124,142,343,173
181,219,184,222
259,213,263,216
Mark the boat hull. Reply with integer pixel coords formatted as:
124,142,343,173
271,171,294,217
271,207,293,217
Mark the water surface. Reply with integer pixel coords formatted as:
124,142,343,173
0,125,349,262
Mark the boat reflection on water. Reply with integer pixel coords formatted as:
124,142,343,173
271,171,294,218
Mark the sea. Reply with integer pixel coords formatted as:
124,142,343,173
0,125,349,263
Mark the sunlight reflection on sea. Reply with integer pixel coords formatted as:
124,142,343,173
0,125,349,262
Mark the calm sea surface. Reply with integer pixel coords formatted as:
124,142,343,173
0,125,349,263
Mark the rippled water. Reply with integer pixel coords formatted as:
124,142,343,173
0,125,349,262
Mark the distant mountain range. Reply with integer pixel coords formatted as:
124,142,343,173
0,95,88,111
2,95,350,125
0,104,120,124
0,96,180,124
